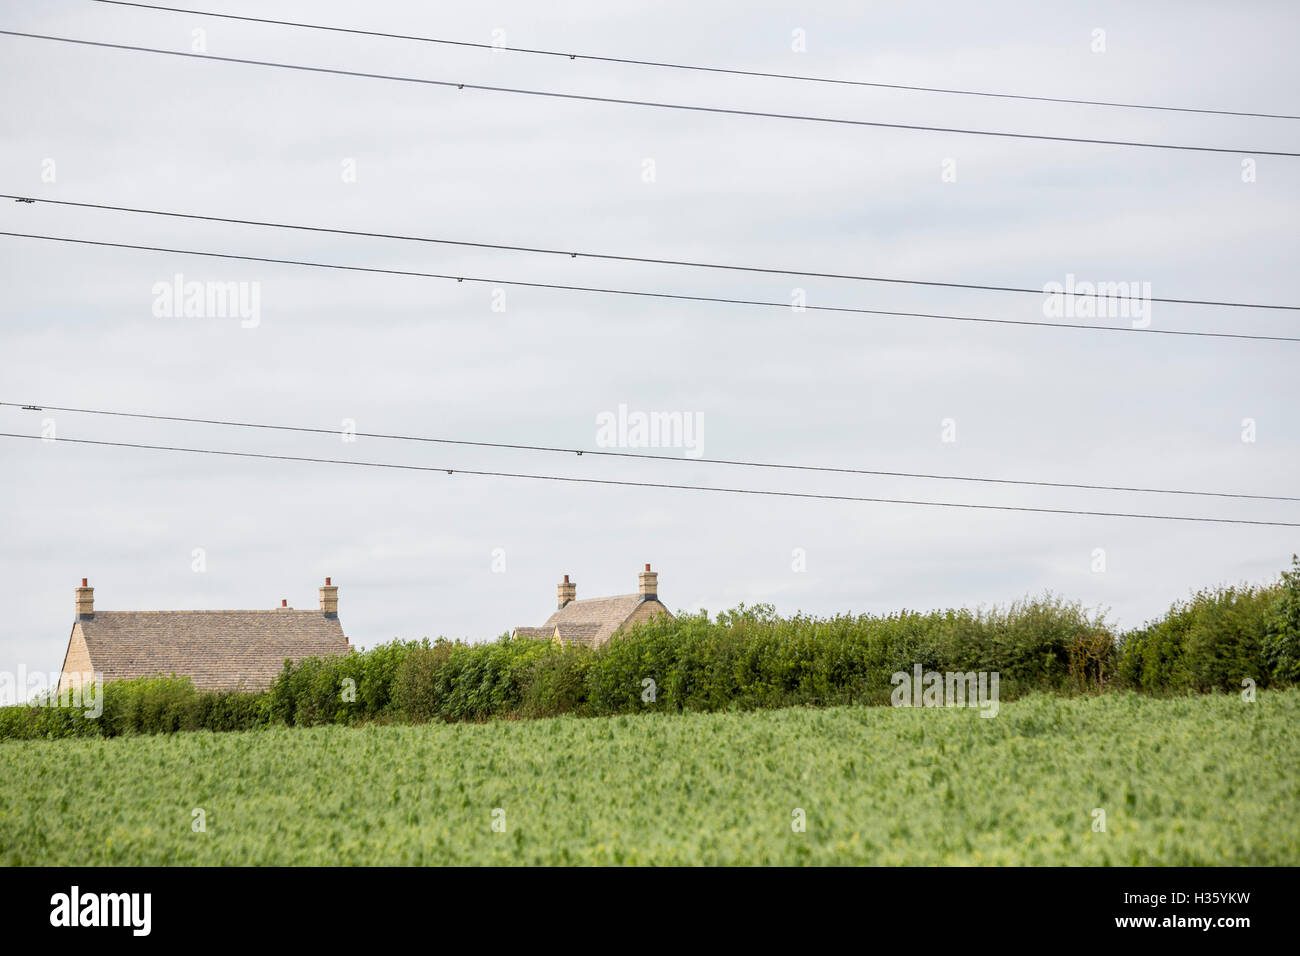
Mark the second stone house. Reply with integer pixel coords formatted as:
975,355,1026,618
57,577,351,694
513,565,673,648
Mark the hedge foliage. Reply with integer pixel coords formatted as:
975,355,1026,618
3,557,1297,740
1118,556,1300,693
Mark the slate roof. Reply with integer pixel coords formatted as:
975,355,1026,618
512,626,557,640
551,622,604,649
73,610,349,692
511,620,607,648
526,593,646,648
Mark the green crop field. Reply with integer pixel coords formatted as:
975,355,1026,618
2,689,1297,865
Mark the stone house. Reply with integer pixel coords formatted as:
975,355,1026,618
513,564,673,648
57,577,350,695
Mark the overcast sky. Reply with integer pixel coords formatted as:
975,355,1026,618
2,0,1297,690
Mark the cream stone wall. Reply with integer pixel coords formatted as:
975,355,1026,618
613,599,672,642
57,624,94,695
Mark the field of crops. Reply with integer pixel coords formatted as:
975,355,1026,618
1,689,1296,865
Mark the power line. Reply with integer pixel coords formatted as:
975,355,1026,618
3,30,1297,158
8,193,1297,313
92,0,1300,122
4,229,1297,343
5,400,1296,504
2,431,1295,527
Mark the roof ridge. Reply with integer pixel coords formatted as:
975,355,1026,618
85,609,325,615
567,592,639,604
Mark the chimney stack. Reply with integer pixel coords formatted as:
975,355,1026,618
557,574,576,609
320,577,339,617
75,578,94,620
638,564,658,602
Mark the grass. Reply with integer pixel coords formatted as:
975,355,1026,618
1,689,1296,865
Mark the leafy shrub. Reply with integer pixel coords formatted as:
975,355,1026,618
432,636,553,721
269,640,424,726
193,690,271,732
392,641,454,722
101,676,201,736
1117,601,1197,693
1183,587,1273,691
1119,581,1283,693
1263,555,1300,683
584,597,1112,716
0,699,101,740
518,644,591,718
